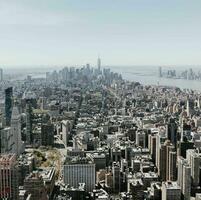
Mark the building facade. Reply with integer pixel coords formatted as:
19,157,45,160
0,154,19,200
64,163,95,192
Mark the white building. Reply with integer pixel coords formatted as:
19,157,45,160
182,164,191,200
61,120,71,146
186,149,201,187
177,156,191,200
196,193,201,200
64,162,95,192
11,106,23,156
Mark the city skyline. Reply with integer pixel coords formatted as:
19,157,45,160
1,1,201,199
0,60,201,199
1,0,201,67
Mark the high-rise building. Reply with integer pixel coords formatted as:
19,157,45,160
168,151,177,181
186,149,201,187
158,140,173,181
22,91,37,109
0,154,19,200
182,164,191,200
136,131,146,148
105,172,113,189
196,193,201,200
159,143,167,181
0,68,3,82
158,66,162,77
41,122,54,146
166,145,175,180
155,132,167,170
177,140,194,158
162,181,181,200
61,120,71,146
177,156,184,190
112,162,120,193
89,153,106,171
24,172,48,200
148,134,157,164
86,63,90,69
129,179,144,199
97,57,101,72
145,182,162,200
166,118,177,146
63,157,96,192
11,106,23,156
5,87,13,126
19,189,32,200
25,101,33,145
177,156,191,200
0,127,14,153
186,97,194,117
18,154,35,186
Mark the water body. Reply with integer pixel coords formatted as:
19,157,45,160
109,66,201,91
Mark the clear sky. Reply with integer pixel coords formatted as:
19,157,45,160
0,0,201,67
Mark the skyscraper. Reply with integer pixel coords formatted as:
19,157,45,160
178,140,194,158
162,181,181,200
97,57,101,72
177,156,191,200
166,118,177,146
186,149,201,187
159,143,167,181
5,87,13,126
158,66,162,77
0,154,19,200
159,140,173,181
112,162,120,193
0,68,3,82
11,106,23,156
182,164,191,200
186,97,194,117
177,156,185,190
0,127,14,153
168,151,177,181
149,134,157,164
41,122,54,146
26,101,33,145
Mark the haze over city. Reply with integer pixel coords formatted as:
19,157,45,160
1,1,201,200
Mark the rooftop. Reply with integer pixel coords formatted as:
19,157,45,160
163,181,181,190
0,154,16,164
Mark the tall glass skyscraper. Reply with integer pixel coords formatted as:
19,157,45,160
5,87,13,126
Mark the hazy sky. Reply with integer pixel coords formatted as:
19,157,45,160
0,0,201,67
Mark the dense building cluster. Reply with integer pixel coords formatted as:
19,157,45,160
159,66,201,81
1,62,201,199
